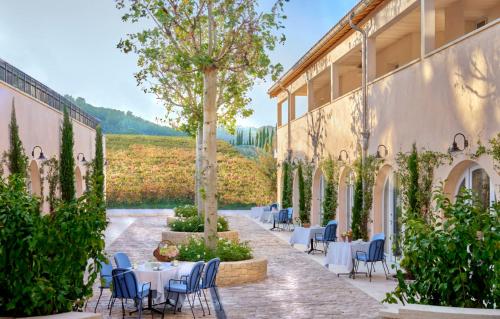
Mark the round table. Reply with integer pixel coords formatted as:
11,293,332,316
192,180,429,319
134,262,179,303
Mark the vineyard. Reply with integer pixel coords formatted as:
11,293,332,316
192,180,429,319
105,134,276,208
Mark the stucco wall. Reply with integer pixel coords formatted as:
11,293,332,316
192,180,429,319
276,22,500,236
0,81,97,212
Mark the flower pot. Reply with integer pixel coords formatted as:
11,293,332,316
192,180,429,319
303,223,311,228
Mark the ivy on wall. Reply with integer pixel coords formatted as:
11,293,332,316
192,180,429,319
40,157,60,213
321,155,339,225
473,132,500,174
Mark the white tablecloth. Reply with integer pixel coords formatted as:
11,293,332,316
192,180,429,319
289,226,325,247
324,241,370,271
134,262,193,303
260,209,278,223
250,206,264,219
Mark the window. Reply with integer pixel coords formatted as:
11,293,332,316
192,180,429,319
456,164,495,208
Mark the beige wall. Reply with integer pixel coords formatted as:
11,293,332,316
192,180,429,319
0,81,98,212
276,21,500,236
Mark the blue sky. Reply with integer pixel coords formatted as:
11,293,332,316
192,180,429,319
0,0,358,127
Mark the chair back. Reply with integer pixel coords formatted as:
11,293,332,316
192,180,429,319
270,203,279,211
323,223,337,241
277,209,288,223
99,260,113,288
367,239,385,261
286,208,293,221
111,268,139,299
372,232,385,241
114,252,132,268
202,258,221,289
327,220,338,226
186,261,205,293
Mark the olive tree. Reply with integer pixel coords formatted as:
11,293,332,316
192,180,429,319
117,0,286,248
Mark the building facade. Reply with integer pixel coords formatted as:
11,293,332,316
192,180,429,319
0,58,100,212
269,0,499,258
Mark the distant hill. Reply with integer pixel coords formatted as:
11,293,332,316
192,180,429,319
66,96,185,136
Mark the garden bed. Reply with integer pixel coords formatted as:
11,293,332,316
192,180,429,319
162,230,239,245
216,257,268,287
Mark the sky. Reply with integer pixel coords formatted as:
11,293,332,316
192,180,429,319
0,0,358,127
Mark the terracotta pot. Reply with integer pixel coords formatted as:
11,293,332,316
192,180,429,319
303,223,311,228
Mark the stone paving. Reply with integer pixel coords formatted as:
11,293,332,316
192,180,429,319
88,214,382,318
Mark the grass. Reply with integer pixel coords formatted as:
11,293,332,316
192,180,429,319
105,134,275,209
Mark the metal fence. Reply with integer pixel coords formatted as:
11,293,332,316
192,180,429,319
0,58,99,129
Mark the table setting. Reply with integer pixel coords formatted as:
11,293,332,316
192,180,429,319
324,239,370,276
289,226,325,253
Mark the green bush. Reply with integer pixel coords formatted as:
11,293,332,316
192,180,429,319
174,204,198,218
0,176,107,316
384,189,500,308
170,215,229,232
177,237,252,262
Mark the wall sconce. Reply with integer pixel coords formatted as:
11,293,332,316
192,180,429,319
338,149,349,162
448,133,469,154
375,144,388,159
31,146,46,161
76,153,87,163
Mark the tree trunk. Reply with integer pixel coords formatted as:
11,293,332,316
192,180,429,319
202,67,218,249
195,125,203,216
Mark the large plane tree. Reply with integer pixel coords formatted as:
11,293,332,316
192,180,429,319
117,0,286,248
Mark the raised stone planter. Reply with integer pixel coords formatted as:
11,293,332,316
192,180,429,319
216,257,267,287
379,304,500,319
0,312,103,319
166,216,178,225
162,230,239,245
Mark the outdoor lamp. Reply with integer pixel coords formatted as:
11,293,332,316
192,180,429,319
338,149,349,162
76,152,87,163
448,133,469,154
31,146,46,161
375,144,388,159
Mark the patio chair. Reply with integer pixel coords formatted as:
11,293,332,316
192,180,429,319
162,261,205,319
327,220,338,226
200,258,222,315
270,203,279,211
114,252,132,269
109,268,151,318
314,222,337,254
94,259,114,312
371,232,385,240
286,207,294,230
354,238,389,281
275,209,289,230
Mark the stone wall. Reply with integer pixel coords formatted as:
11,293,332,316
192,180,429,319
216,257,268,287
162,230,239,245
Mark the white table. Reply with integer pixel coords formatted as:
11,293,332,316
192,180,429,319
134,261,193,310
324,241,370,273
250,206,264,219
289,226,325,253
259,209,277,223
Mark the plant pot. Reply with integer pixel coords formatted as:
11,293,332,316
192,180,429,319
302,223,311,228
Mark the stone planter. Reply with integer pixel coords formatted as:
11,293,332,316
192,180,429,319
162,230,239,245
166,216,179,225
379,304,500,319
216,257,268,287
0,312,103,319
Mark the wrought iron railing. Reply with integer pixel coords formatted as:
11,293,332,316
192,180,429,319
0,58,99,129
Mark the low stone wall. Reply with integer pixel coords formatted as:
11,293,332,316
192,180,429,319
0,312,103,319
216,257,268,287
162,230,239,245
166,216,178,225
379,304,500,319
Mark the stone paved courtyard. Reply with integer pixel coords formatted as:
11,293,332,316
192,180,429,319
88,213,382,318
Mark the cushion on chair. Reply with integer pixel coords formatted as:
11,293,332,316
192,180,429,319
356,254,368,261
166,282,188,293
315,235,324,241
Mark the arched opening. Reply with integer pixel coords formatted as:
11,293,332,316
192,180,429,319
29,160,42,197
444,160,495,207
292,169,300,220
311,167,325,226
75,167,83,198
338,167,354,234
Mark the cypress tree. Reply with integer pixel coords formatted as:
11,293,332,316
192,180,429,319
407,143,420,218
351,160,365,240
93,125,105,201
7,101,28,177
281,161,293,209
298,162,307,223
60,108,76,202
322,156,338,225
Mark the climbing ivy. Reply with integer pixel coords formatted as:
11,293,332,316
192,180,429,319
473,132,500,174
40,157,60,213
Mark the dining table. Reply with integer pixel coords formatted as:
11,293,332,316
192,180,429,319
289,226,325,253
133,261,193,313
324,240,370,277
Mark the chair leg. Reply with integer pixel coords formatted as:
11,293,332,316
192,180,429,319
138,299,143,319
382,259,389,279
368,262,373,282
109,298,115,316
213,287,222,310
94,288,103,313
107,296,113,309
121,299,125,319
186,293,196,319
202,289,211,315
197,291,205,316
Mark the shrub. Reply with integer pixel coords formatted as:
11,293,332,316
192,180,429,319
170,215,229,232
0,176,107,316
384,189,500,308
321,156,339,225
174,204,198,218
177,237,252,262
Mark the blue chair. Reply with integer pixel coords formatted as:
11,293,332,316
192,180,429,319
371,232,385,240
275,209,289,230
200,258,222,314
314,222,338,254
270,203,279,211
94,260,113,312
286,208,294,230
327,220,338,226
114,252,132,269
109,268,151,318
354,238,389,281
162,261,205,319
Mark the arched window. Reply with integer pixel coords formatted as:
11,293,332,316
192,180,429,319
346,171,354,231
455,164,495,207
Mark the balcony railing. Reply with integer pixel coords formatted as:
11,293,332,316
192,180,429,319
0,58,99,129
